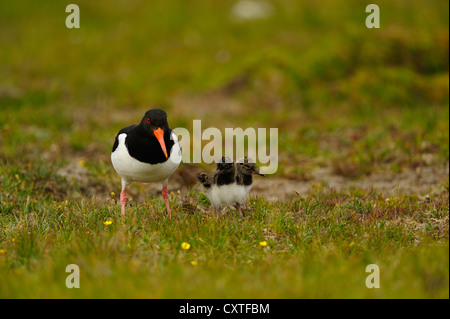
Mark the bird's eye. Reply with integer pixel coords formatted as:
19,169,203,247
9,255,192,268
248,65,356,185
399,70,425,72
146,118,151,124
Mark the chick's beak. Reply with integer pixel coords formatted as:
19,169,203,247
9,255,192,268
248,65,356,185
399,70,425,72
153,128,168,158
253,170,265,177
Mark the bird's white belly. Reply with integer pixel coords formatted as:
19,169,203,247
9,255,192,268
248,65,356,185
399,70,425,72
111,133,181,184
207,183,251,208
234,184,252,204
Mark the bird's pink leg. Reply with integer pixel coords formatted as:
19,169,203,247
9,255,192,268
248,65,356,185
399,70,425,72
234,203,244,217
162,184,171,219
120,189,127,217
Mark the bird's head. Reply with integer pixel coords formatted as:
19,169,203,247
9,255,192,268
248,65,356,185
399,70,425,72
236,157,264,176
141,109,170,158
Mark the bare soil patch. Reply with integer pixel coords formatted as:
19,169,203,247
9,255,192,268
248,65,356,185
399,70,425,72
56,159,449,203
251,163,449,201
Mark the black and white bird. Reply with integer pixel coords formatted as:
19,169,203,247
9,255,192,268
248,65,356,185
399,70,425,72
197,156,235,211
233,156,264,212
111,109,182,218
197,156,263,215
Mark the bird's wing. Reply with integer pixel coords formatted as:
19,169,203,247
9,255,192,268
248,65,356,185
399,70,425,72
112,124,139,152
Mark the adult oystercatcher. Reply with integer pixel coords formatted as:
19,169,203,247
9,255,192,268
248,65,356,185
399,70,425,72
111,109,181,218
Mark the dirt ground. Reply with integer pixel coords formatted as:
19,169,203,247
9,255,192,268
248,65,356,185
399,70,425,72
56,159,449,203
251,163,450,201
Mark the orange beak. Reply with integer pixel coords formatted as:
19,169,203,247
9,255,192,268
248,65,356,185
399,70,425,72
153,128,168,158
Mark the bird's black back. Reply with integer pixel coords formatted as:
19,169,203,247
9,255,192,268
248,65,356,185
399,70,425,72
235,173,253,186
214,162,235,186
235,161,259,186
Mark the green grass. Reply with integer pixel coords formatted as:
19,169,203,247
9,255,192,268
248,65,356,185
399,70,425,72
0,160,448,298
0,0,449,298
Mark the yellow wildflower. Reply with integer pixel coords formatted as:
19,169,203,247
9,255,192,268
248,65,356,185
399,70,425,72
190,260,198,266
103,220,113,226
259,241,268,247
181,242,191,250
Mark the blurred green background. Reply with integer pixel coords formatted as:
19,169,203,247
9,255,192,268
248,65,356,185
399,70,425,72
0,0,448,299
0,0,448,181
